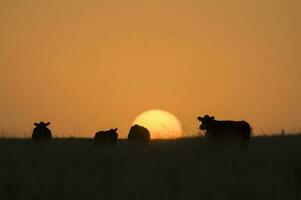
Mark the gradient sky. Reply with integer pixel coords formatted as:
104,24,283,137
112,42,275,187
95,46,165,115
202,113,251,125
0,0,300,137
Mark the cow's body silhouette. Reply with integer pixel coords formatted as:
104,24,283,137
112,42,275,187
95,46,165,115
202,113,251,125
198,115,251,141
32,122,52,140
128,124,151,144
95,128,118,145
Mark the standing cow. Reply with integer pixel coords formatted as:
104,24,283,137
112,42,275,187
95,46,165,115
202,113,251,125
32,122,52,140
128,124,151,144
197,115,251,141
95,128,118,145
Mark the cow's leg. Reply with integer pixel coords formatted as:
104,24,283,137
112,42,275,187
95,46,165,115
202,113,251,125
239,139,249,153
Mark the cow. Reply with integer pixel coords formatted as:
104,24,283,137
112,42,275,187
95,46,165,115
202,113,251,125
95,128,118,145
128,124,151,144
32,122,52,140
197,115,251,142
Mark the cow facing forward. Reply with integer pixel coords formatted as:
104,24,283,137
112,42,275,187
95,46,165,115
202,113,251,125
32,122,52,140
128,124,151,144
95,128,118,145
197,115,251,141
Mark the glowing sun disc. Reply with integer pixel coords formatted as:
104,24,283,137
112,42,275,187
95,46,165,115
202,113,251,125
132,109,183,139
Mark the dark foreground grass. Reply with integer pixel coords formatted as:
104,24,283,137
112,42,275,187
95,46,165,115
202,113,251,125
0,136,301,200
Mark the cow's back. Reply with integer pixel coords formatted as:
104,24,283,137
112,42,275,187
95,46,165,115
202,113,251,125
128,125,151,144
208,120,251,140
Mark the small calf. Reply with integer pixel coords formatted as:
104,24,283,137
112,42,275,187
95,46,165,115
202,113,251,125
95,128,118,145
32,122,52,140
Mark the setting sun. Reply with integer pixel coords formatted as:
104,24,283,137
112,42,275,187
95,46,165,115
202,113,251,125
132,109,182,139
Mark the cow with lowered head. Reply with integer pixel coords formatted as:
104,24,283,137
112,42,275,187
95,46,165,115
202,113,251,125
95,128,118,145
197,115,251,141
128,124,151,144
32,122,52,140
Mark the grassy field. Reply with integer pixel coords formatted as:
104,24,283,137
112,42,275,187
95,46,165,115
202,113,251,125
0,136,301,200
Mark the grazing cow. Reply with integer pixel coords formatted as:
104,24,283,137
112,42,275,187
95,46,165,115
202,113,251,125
95,128,118,145
197,115,251,141
32,122,52,140
128,124,151,144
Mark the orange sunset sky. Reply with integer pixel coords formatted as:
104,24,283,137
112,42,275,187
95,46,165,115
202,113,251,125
0,0,300,137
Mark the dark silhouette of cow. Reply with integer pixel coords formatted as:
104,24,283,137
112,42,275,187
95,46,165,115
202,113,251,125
32,122,52,140
95,128,118,145
128,124,151,144
197,115,251,141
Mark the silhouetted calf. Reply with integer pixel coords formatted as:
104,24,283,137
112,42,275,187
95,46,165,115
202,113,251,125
32,122,52,140
197,115,251,141
128,124,151,144
95,128,118,145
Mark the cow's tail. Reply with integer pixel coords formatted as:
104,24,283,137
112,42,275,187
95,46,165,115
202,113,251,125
243,124,252,141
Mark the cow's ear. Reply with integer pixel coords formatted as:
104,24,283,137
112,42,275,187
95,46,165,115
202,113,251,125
34,123,39,126
114,128,118,131
211,116,215,120
46,122,50,126
197,116,203,121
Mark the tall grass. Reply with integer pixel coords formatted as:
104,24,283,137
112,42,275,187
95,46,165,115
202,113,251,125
0,136,300,200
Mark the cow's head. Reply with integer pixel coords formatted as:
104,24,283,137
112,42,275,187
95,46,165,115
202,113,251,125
110,128,118,132
34,122,50,127
197,115,215,130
